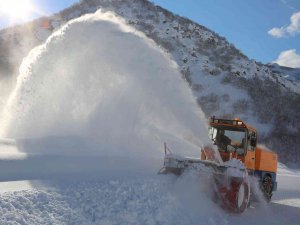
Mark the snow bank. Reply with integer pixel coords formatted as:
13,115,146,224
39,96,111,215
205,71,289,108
0,176,227,225
0,10,210,162
2,168,300,225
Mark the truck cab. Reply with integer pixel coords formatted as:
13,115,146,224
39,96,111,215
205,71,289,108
207,117,278,201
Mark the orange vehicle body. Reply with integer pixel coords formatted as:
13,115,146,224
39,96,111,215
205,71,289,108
217,146,278,174
255,147,278,173
205,117,278,193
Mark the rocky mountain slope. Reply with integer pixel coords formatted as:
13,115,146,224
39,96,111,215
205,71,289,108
0,0,299,165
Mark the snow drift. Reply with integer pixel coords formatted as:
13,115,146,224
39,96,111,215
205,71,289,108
0,10,210,162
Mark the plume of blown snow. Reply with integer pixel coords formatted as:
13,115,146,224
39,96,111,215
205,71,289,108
0,10,210,160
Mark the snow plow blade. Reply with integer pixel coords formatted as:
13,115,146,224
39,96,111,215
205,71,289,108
158,152,226,175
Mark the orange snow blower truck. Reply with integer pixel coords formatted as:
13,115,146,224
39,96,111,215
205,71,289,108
160,117,278,213
205,117,278,200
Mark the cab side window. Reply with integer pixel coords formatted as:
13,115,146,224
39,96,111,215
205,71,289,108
247,131,257,151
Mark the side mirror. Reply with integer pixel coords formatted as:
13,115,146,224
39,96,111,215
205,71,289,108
250,134,257,147
250,138,256,147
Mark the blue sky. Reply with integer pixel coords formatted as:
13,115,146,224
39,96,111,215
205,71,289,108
0,0,299,67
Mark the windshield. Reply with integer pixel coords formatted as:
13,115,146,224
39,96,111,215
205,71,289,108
209,126,246,155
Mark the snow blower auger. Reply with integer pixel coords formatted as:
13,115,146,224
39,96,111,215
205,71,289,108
159,117,278,213
159,143,251,213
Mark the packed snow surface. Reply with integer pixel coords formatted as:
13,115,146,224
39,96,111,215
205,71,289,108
1,166,300,225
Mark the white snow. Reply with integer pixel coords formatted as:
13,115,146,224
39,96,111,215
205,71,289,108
0,10,216,223
0,10,210,160
0,180,33,193
0,164,300,225
223,158,248,178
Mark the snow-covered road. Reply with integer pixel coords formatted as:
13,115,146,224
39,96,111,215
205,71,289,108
0,163,299,225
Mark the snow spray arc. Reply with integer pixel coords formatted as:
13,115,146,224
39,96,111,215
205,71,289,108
0,10,210,158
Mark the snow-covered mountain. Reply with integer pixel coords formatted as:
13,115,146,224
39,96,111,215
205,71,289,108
269,63,300,83
0,0,299,165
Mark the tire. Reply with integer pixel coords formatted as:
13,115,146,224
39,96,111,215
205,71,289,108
262,176,273,202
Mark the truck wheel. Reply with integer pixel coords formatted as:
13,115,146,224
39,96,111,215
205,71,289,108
262,176,273,202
